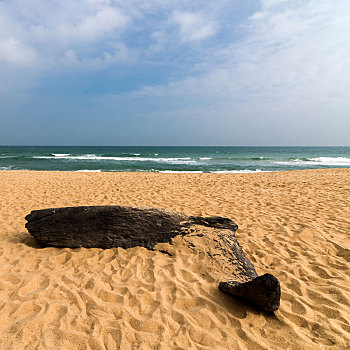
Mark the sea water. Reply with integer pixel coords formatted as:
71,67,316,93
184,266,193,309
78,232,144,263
0,146,349,173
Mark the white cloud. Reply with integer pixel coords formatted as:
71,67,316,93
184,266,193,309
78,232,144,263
0,38,37,65
0,0,225,69
100,0,350,145
171,11,217,41
133,0,350,102
53,6,127,44
261,0,290,9
0,0,129,68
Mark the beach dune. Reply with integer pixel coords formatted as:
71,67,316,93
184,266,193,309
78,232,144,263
0,169,349,349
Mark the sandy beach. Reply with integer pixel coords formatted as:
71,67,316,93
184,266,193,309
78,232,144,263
0,169,349,349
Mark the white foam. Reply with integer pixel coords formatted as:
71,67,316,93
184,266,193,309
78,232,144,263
34,155,197,164
210,169,268,174
52,153,70,157
276,157,350,166
199,157,212,160
310,157,350,165
75,169,102,172
158,169,269,174
158,170,203,173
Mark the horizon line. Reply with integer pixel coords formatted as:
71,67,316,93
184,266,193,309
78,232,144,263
1,145,349,148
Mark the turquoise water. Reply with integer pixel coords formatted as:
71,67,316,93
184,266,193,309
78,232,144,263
0,146,349,173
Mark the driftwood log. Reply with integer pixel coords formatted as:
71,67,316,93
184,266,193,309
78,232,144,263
219,273,280,312
25,205,280,312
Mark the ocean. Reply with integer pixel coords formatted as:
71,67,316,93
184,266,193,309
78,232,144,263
0,146,349,173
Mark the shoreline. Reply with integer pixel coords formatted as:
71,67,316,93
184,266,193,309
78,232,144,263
0,167,349,174
0,168,349,349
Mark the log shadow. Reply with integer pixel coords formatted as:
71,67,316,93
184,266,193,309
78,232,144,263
9,231,43,248
214,288,279,319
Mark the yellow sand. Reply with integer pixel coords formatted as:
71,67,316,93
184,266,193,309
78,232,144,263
0,169,349,350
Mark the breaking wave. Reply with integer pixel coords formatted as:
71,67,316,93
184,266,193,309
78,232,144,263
276,157,350,166
34,155,198,165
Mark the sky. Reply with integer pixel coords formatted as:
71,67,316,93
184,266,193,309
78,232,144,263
0,0,349,146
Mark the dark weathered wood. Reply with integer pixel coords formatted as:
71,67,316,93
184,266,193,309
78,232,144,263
25,205,281,311
219,273,281,312
25,206,238,249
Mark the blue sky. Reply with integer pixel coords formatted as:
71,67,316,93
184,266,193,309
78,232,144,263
0,0,349,146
